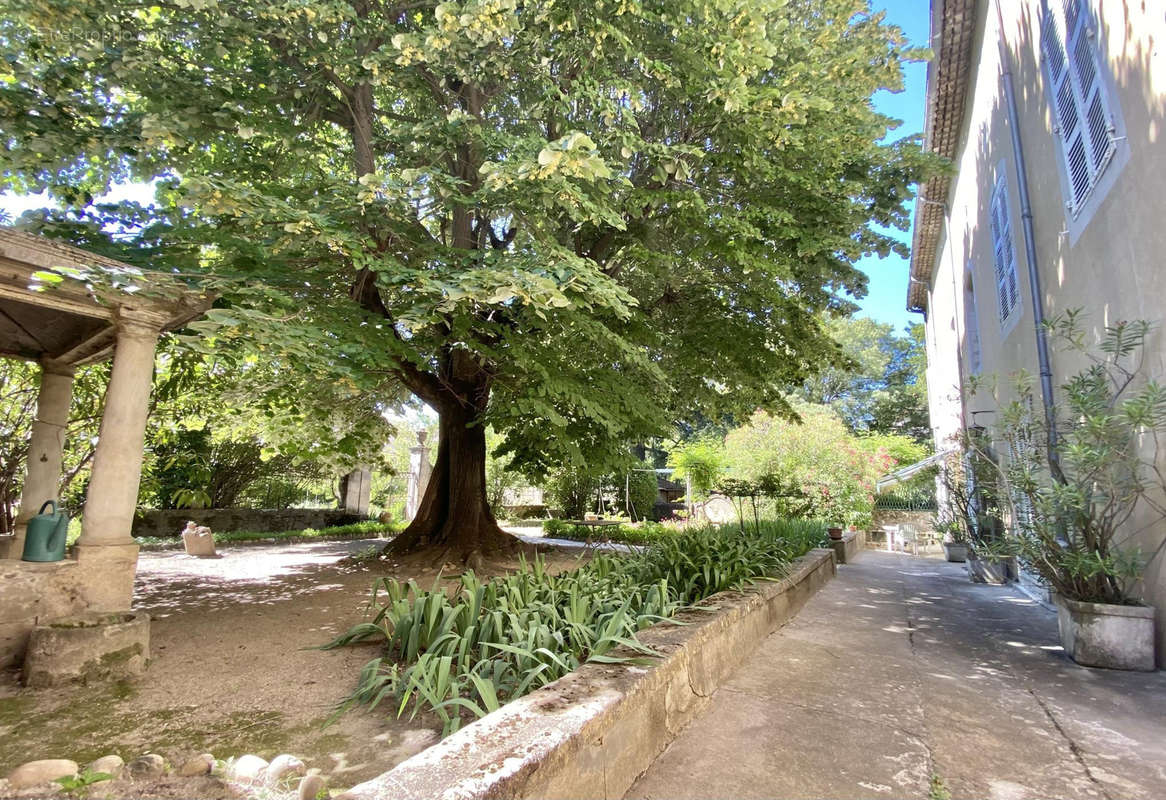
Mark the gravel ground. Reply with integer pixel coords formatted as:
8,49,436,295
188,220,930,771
1,538,586,795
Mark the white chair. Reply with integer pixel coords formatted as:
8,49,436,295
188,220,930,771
898,523,919,555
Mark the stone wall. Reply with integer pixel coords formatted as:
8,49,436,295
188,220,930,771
338,549,836,800
0,560,89,668
872,509,935,531
131,509,365,539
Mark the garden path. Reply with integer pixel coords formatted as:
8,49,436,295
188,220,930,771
626,550,1166,800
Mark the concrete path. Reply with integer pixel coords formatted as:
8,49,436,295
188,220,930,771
626,550,1166,800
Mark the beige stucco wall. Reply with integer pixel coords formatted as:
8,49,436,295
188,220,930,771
923,0,1166,664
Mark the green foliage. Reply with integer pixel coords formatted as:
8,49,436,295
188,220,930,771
55,770,111,793
722,403,901,528
0,360,38,535
994,313,1166,604
326,519,822,734
935,437,1001,547
132,520,397,547
545,466,608,520
802,318,930,442
484,427,523,515
622,466,660,522
717,474,810,533
666,440,726,500
0,0,931,520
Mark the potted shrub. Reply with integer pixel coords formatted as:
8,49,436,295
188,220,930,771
966,536,1015,585
937,521,969,562
994,314,1162,671
936,439,1003,569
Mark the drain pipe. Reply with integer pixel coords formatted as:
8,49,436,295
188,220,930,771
994,0,1060,474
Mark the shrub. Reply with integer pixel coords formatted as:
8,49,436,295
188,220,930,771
723,403,897,528
666,439,725,500
326,518,824,734
545,466,608,519
622,466,660,522
995,314,1166,604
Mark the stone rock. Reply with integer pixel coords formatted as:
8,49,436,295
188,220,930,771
265,754,306,784
298,773,327,800
126,753,165,779
182,522,217,557
6,759,78,789
12,782,64,797
227,754,268,782
87,755,124,780
178,753,215,777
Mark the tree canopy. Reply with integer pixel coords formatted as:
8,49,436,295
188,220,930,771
1,0,929,556
802,316,929,441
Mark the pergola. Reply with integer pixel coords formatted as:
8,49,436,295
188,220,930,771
0,227,210,669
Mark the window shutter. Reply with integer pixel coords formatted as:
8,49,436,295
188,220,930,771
989,174,1020,326
1041,0,1117,214
964,273,982,375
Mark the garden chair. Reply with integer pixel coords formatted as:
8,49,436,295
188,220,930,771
897,523,920,555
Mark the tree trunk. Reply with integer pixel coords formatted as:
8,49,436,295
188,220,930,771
388,405,517,560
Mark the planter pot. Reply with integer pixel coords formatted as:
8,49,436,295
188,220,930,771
1055,596,1156,671
942,542,969,562
827,527,844,541
967,555,1010,584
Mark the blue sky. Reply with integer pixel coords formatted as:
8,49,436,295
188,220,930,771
2,3,929,330
855,0,930,333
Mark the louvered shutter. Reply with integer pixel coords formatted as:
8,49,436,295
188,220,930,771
1041,0,1117,214
965,274,982,375
989,175,1019,325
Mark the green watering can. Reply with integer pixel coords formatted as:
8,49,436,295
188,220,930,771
22,500,68,562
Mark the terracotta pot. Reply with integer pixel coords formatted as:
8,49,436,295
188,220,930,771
827,527,844,540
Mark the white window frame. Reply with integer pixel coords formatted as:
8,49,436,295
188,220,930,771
1039,0,1126,233
988,168,1022,337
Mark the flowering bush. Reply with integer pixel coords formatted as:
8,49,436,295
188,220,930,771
722,402,917,527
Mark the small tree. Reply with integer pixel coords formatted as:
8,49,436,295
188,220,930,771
936,430,1004,547
995,313,1166,604
622,466,660,523
667,440,725,502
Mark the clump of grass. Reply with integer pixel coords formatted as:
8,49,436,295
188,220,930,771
325,519,825,734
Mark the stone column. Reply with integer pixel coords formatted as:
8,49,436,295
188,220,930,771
406,432,432,521
339,466,372,516
75,312,161,610
1,362,75,560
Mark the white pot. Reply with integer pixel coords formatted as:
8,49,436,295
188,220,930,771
1055,596,1156,671
967,555,1010,584
942,542,969,562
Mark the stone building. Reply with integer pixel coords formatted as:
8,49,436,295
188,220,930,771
911,0,1166,664
0,228,210,671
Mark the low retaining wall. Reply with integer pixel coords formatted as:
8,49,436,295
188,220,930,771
338,548,836,800
131,509,365,539
830,530,865,564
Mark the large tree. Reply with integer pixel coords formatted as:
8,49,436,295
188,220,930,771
1,0,927,561
802,317,930,441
